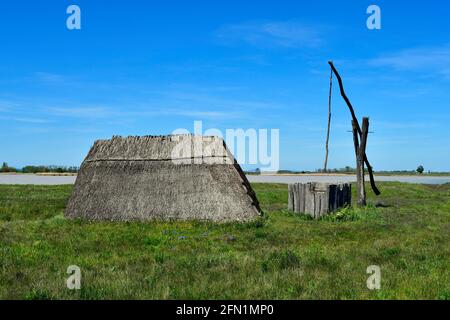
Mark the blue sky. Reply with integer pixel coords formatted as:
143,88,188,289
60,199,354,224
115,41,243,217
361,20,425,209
1,0,449,171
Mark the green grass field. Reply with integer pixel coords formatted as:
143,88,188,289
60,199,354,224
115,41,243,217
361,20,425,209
0,182,449,300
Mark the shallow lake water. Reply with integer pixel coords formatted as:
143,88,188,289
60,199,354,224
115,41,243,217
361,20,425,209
0,174,449,185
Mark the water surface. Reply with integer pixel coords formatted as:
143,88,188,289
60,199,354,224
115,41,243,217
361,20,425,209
1,174,449,185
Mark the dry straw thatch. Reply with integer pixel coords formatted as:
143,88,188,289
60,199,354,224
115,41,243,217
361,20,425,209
66,135,262,222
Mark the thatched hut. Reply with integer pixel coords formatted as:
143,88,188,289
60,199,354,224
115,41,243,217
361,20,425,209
65,135,262,222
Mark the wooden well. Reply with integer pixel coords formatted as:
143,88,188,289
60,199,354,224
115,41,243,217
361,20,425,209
288,183,351,219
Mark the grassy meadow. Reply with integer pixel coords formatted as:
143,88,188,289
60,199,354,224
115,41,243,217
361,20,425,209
0,182,449,300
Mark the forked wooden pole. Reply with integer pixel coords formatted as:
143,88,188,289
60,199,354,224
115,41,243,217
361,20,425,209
328,61,380,196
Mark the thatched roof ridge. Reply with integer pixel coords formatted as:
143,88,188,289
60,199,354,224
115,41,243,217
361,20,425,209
85,134,233,162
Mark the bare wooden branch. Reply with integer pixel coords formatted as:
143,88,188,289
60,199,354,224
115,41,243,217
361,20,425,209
328,61,380,196
329,62,360,132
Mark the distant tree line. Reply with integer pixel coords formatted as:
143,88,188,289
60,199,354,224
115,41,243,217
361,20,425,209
244,165,434,175
275,167,357,174
1,162,18,173
1,162,79,173
22,165,79,173
316,166,356,174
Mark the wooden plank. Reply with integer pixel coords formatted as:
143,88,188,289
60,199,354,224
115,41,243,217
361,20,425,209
329,184,336,212
305,183,314,217
298,183,303,213
344,184,348,207
322,187,329,216
294,184,300,213
318,192,326,218
314,193,320,218
344,184,350,206
288,184,294,211
344,184,352,206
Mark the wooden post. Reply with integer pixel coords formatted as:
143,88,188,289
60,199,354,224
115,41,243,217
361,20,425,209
352,118,369,206
352,120,364,206
324,66,333,172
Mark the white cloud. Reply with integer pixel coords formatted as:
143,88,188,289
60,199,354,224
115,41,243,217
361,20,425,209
371,121,438,130
168,110,241,119
0,100,19,112
41,85,280,122
215,21,323,48
369,44,450,78
12,117,50,124
35,72,66,83
0,115,51,124
46,106,115,118
161,90,279,110
45,105,243,120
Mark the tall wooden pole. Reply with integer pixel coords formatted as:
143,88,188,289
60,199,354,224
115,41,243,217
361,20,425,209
324,67,333,172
